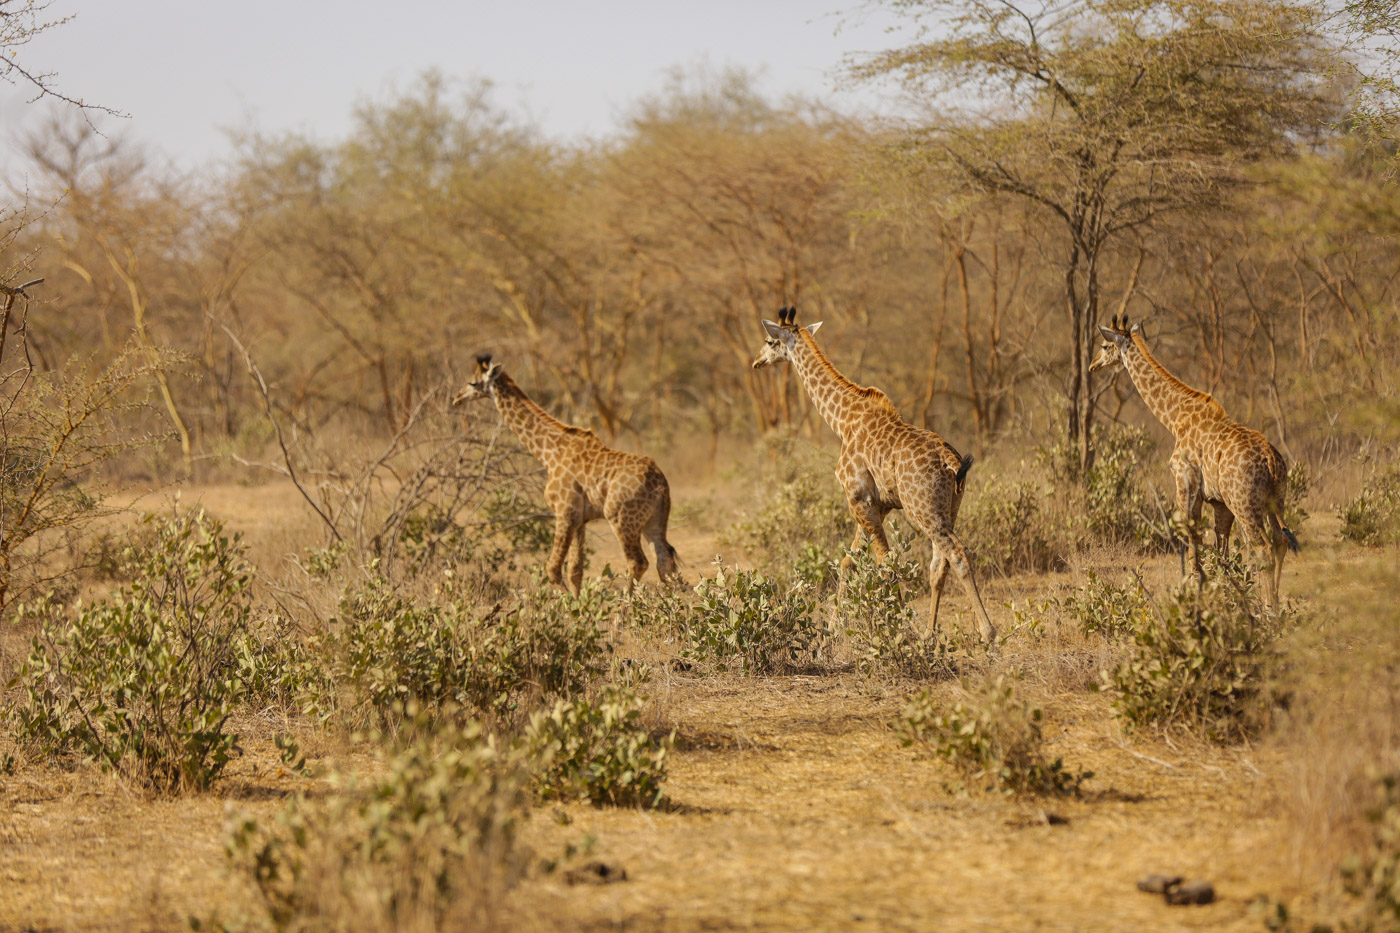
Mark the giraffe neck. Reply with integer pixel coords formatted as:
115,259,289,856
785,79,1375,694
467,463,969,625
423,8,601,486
1118,333,1216,438
491,373,571,463
787,330,888,441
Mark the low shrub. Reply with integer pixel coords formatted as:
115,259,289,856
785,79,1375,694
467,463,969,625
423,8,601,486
1341,465,1400,547
897,675,1090,796
6,511,253,793
837,546,955,679
222,718,528,932
1342,773,1400,931
333,577,611,726
1103,574,1277,742
1053,571,1152,640
680,562,823,674
722,431,853,587
958,480,1063,577
526,684,672,807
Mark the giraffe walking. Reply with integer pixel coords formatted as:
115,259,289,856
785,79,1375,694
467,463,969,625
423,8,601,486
454,354,679,593
751,307,996,645
1090,315,1298,611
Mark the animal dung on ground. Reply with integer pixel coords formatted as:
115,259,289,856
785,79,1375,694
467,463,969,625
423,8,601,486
564,860,629,885
1136,874,1215,905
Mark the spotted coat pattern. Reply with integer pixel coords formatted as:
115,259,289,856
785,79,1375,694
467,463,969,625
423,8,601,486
454,357,678,592
752,311,996,644
1090,317,1297,610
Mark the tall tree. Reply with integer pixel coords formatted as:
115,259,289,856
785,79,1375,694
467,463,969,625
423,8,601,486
849,0,1334,472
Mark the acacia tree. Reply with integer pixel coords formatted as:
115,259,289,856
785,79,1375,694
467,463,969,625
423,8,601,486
849,0,1334,472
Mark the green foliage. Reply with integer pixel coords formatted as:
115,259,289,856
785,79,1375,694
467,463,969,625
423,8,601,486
837,546,954,679
6,510,252,792
332,576,610,725
896,676,1090,797
680,562,823,675
1284,462,1311,535
1053,571,1152,640
723,433,853,587
235,616,335,721
1103,575,1276,742
526,684,671,808
1343,773,1400,931
960,480,1063,576
224,718,527,931
1341,465,1400,547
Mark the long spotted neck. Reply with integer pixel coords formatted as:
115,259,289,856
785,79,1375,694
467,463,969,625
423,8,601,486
1118,334,1214,437
787,331,877,442
491,373,570,462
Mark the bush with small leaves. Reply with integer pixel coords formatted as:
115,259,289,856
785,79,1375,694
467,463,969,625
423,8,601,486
332,576,611,726
223,716,528,932
1053,571,1153,640
959,480,1063,577
234,616,336,722
1104,575,1277,742
681,562,823,675
6,510,253,793
1342,773,1400,931
1341,465,1400,547
837,546,955,679
897,675,1090,796
723,432,853,587
526,684,672,808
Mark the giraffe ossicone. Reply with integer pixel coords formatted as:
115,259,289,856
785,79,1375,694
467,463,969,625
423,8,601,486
453,355,680,593
751,306,997,645
1090,316,1298,611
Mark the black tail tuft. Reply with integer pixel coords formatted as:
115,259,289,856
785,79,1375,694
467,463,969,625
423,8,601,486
955,453,974,490
1282,526,1300,554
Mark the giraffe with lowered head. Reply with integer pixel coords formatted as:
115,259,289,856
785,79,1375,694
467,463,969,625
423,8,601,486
1089,315,1298,610
454,354,679,593
752,307,996,645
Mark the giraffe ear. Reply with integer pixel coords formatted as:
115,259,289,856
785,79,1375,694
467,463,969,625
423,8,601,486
1099,325,1126,344
1129,322,1143,335
803,321,823,336
762,319,785,339
485,362,503,380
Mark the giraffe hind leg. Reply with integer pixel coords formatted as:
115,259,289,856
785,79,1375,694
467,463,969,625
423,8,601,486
643,505,679,585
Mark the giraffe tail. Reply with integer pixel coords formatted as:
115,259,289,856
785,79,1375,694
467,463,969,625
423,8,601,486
1281,523,1300,554
955,453,974,493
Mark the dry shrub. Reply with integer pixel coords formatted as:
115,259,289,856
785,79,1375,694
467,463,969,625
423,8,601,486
836,545,958,679
897,674,1091,796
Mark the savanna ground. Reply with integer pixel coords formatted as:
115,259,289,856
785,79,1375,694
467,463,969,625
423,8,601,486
3,454,1397,933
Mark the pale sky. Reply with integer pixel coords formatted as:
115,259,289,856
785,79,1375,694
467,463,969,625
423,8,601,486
1,1,914,173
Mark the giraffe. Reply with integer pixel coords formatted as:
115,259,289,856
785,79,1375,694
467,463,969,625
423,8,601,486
453,354,679,593
1089,315,1298,611
751,307,997,645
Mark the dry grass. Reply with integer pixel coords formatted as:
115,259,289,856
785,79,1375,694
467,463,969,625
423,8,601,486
0,477,1394,930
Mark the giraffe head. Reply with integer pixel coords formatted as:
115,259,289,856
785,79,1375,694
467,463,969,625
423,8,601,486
751,306,822,369
1089,314,1141,374
453,353,503,405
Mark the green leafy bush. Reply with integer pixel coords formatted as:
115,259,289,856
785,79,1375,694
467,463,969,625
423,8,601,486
526,684,671,807
897,675,1090,796
6,511,253,792
332,577,610,726
837,546,954,678
1341,465,1400,547
1053,571,1152,640
1342,773,1400,931
680,563,823,674
1103,576,1276,742
235,615,336,720
223,718,527,931
959,481,1063,577
722,432,853,587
